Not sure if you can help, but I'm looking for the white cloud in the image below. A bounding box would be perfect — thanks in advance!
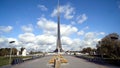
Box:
[0,1,107,52]
[36,35,56,45]
[17,33,56,51]
[61,24,78,36]
[37,17,57,31]
[18,33,35,43]
[77,26,89,36]
[77,30,84,36]
[62,38,81,51]
[21,43,40,51]
[0,26,13,33]
[81,32,103,48]
[0,8,104,52]
[38,4,48,11]
[61,36,73,45]
[0,17,105,52]
[84,32,95,40]
[51,3,88,24]
[76,14,87,24]
[0,37,19,48]
[21,24,33,33]
[36,16,80,51]
[0,37,8,48]
[71,39,81,50]
[99,32,105,35]
[71,21,76,25]
[37,17,78,36]
[51,4,75,19]
[8,38,19,47]
[0,31,105,52]
[84,26,89,30]
[17,16,105,51]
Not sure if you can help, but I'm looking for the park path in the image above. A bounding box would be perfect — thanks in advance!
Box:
[11,56,119,68]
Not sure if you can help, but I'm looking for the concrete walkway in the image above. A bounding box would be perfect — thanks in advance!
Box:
[61,56,119,68]
[12,56,52,68]
[10,56,119,68]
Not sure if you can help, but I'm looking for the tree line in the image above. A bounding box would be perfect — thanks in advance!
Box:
[0,48,17,56]
[0,47,26,56]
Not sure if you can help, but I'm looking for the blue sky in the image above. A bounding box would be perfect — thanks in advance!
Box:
[0,0,120,51]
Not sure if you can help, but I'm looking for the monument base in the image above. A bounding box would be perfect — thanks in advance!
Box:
[54,48,64,52]
[49,54,68,64]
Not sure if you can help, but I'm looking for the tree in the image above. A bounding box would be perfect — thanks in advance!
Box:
[81,47,92,55]
[20,47,25,54]
[0,48,7,56]
[0,48,18,56]
[12,48,18,55]
[96,33,120,58]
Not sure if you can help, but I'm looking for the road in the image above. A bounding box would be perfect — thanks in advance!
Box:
[10,56,119,68]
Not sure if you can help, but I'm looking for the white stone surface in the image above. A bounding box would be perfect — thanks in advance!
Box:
[17,51,19,56]
[22,49,27,56]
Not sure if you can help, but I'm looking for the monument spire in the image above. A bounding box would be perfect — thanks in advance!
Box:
[54,0,63,52]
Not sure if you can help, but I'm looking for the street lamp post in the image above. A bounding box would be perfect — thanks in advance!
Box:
[9,41,15,64]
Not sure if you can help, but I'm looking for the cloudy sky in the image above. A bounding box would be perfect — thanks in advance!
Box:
[0,0,120,52]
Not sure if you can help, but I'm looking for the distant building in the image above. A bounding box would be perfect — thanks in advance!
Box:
[22,49,27,56]
[17,51,19,56]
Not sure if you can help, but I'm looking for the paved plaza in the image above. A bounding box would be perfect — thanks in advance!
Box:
[61,56,119,68]
[1,56,119,68]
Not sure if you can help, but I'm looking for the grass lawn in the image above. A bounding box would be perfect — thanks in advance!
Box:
[0,57,9,66]
[0,56,32,67]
